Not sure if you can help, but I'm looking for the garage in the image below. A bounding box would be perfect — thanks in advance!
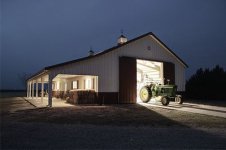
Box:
[27,32,187,106]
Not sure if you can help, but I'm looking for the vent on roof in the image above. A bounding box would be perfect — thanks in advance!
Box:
[117,30,127,45]
[88,47,94,56]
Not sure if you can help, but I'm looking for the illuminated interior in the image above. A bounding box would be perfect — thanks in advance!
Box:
[136,59,163,103]
[52,74,98,92]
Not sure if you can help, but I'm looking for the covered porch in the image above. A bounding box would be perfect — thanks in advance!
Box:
[26,71,98,107]
[26,72,49,105]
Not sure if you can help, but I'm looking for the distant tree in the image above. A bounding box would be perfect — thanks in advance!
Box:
[186,65,226,100]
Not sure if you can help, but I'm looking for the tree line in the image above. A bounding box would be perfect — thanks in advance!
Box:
[186,65,226,100]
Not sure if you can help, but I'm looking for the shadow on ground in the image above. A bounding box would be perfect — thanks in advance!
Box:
[2,104,187,127]
[1,98,226,149]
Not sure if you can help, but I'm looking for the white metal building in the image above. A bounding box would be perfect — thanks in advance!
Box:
[27,32,188,106]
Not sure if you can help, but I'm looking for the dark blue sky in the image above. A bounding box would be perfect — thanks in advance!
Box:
[1,0,226,89]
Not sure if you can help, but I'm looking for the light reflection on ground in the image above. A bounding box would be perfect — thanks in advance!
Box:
[25,96,226,118]
[138,100,226,118]
[25,97,73,108]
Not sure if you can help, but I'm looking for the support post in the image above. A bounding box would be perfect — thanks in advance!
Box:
[29,82,32,97]
[64,81,67,92]
[36,80,38,99]
[32,81,34,99]
[41,77,44,103]
[48,75,53,107]
[27,82,29,97]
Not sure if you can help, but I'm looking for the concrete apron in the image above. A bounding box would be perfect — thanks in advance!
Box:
[140,100,226,118]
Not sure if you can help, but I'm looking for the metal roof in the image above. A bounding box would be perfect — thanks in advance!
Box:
[28,32,188,81]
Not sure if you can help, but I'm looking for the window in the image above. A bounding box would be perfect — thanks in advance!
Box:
[85,79,92,89]
[72,81,78,89]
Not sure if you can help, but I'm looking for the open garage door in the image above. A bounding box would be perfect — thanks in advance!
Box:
[119,57,175,104]
[136,59,163,102]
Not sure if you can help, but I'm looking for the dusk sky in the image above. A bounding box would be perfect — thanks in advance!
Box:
[1,0,226,89]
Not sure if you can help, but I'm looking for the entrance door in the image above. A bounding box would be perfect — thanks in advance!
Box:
[119,57,137,103]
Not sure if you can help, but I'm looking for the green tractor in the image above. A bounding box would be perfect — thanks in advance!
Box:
[139,83,183,106]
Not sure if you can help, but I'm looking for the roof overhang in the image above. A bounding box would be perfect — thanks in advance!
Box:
[27,69,49,82]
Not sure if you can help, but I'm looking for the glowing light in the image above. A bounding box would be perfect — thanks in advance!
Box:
[56,81,60,90]
[85,78,92,89]
[73,81,78,89]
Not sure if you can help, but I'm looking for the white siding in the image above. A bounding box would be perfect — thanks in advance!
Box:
[50,35,186,92]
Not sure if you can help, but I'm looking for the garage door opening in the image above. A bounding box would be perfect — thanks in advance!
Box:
[136,59,163,103]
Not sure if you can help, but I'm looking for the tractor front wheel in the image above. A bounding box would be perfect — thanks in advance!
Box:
[161,96,170,106]
[139,86,152,103]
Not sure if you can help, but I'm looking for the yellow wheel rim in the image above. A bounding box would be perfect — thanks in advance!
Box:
[140,88,148,100]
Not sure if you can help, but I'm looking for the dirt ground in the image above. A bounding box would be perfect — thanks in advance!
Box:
[2,98,226,128]
[1,97,226,149]
[2,103,226,128]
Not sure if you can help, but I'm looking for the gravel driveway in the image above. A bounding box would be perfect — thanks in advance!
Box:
[1,97,226,149]
[1,122,226,149]
[140,100,226,118]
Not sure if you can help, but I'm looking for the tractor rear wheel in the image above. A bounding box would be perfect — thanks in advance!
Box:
[139,86,152,103]
[175,95,183,104]
[161,96,170,106]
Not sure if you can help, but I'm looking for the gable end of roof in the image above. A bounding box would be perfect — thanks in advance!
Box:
[43,32,188,70]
